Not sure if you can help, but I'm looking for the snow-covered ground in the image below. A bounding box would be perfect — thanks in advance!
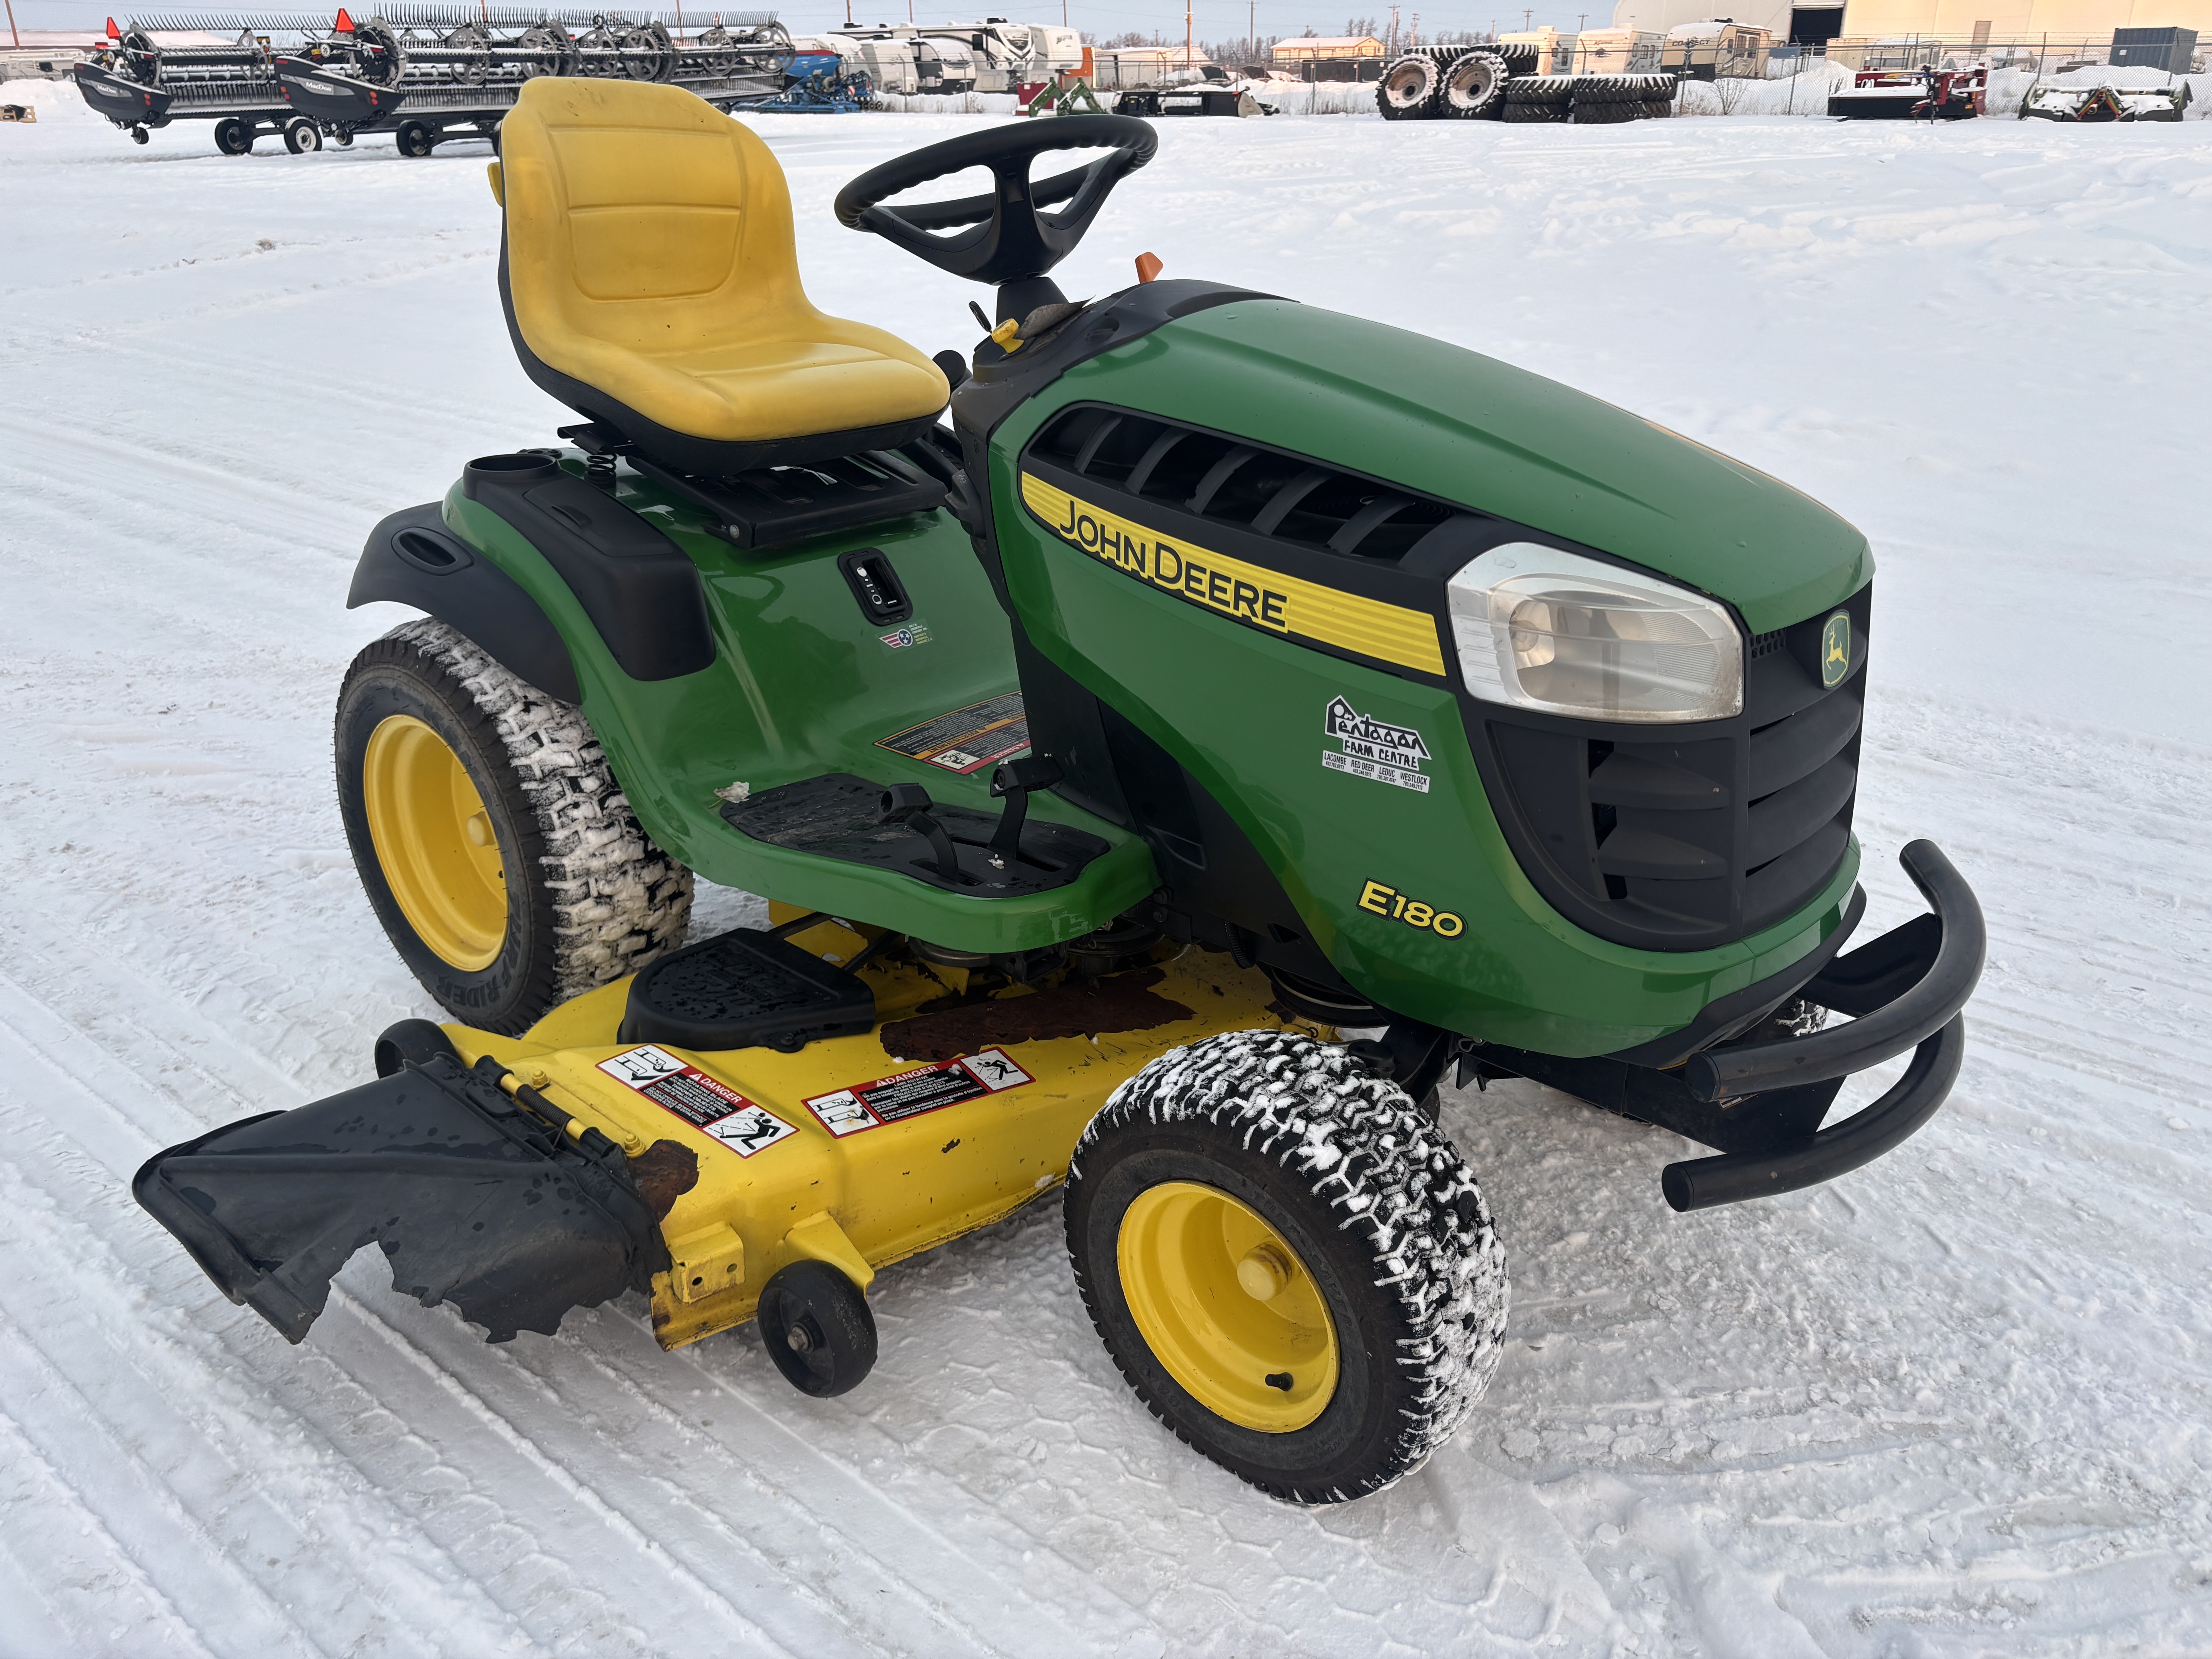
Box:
[4,76,2211,1657]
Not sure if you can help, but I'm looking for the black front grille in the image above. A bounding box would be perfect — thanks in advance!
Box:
[1469,585,1870,951]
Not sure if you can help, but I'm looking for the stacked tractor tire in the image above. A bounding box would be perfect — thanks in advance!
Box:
[1376,43,1676,124]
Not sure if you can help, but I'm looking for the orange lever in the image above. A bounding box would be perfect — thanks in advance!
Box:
[1134,252,1163,284]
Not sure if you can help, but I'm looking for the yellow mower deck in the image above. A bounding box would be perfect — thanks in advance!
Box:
[445,914,1330,1351]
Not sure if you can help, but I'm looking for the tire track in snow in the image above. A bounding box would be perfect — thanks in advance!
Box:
[0,1393,226,1659]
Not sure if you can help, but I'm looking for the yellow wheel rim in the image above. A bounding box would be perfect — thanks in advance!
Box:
[361,714,508,972]
[1117,1180,1340,1433]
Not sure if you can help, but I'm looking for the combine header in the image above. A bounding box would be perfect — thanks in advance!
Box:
[75,6,793,151]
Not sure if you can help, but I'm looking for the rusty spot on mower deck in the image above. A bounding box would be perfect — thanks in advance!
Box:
[879,967,1195,1063]
[630,1139,700,1221]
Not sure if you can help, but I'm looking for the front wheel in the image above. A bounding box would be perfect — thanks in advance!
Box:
[335,619,692,1034]
[1065,1030,1508,1503]
[396,119,434,157]
[214,117,252,156]
[283,116,322,154]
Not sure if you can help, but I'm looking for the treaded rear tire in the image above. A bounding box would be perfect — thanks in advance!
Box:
[336,618,692,1034]
[1376,52,1443,120]
[1065,1030,1509,1503]
[1440,49,1509,118]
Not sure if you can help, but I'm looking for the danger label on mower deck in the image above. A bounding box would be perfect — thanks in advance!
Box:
[802,1048,1033,1138]
[597,1044,799,1158]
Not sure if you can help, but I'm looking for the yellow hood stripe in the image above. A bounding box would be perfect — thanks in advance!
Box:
[1020,473,1447,677]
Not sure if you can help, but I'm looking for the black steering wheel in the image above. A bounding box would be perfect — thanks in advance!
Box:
[834,115,1157,294]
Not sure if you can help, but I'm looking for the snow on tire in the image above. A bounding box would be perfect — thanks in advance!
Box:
[1376,52,1443,119]
[335,618,693,1035]
[1504,73,1574,105]
[1065,1029,1509,1503]
[1440,49,1509,118]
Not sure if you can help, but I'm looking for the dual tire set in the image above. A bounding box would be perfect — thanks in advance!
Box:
[338,619,1511,1500]
[1377,47,1677,124]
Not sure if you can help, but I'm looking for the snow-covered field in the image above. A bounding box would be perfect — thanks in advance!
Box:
[4,75,2211,1657]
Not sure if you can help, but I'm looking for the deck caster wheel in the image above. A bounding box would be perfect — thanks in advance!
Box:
[373,1018,464,1078]
[757,1260,877,1397]
[130,124,150,144]
[214,117,252,155]
[333,124,355,146]
[335,619,692,1036]
[396,119,434,157]
[1066,1029,1509,1503]
[283,115,322,153]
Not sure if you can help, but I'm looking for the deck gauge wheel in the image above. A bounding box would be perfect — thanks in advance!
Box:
[757,1260,878,1397]
[130,125,150,144]
[283,115,322,154]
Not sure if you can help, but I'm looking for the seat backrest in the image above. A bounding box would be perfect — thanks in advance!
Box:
[498,78,813,361]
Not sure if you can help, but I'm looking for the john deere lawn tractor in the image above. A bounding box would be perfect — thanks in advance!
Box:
[135,81,1982,1502]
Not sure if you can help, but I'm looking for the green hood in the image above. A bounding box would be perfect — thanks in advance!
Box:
[1062,299,1871,634]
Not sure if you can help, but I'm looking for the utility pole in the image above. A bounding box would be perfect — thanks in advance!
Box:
[1387,2,1399,53]
[4,0,19,51]
[1411,10,1419,47]
[1522,8,1532,29]
[1185,0,1193,67]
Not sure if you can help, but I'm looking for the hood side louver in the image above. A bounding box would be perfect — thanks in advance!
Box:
[1030,406,1463,564]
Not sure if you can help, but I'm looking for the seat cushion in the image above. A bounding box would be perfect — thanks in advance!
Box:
[499,80,947,450]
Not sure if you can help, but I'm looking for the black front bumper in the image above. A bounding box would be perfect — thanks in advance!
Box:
[1473,840,1985,1212]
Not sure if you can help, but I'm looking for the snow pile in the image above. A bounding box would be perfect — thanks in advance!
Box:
[3,105,2212,1657]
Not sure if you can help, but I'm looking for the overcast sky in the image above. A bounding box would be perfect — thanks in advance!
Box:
[6,0,1604,44]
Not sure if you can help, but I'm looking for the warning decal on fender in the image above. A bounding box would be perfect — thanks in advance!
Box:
[597,1044,799,1157]
[803,1048,1034,1138]
[876,692,1030,775]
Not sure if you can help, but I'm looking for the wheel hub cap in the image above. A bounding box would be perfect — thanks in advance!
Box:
[361,714,508,971]
[1118,1181,1340,1433]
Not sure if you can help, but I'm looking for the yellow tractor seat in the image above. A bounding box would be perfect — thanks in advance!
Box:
[495,79,950,477]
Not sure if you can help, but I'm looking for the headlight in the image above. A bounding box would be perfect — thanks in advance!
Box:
[1445,544,1743,723]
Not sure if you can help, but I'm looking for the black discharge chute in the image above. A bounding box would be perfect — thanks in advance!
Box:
[133,1053,692,1343]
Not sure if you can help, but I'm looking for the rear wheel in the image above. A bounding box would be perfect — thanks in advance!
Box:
[1376,52,1441,120]
[1066,1030,1509,1503]
[336,618,692,1034]
[214,117,252,155]
[1440,50,1508,118]
[283,115,321,153]
[396,119,434,157]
